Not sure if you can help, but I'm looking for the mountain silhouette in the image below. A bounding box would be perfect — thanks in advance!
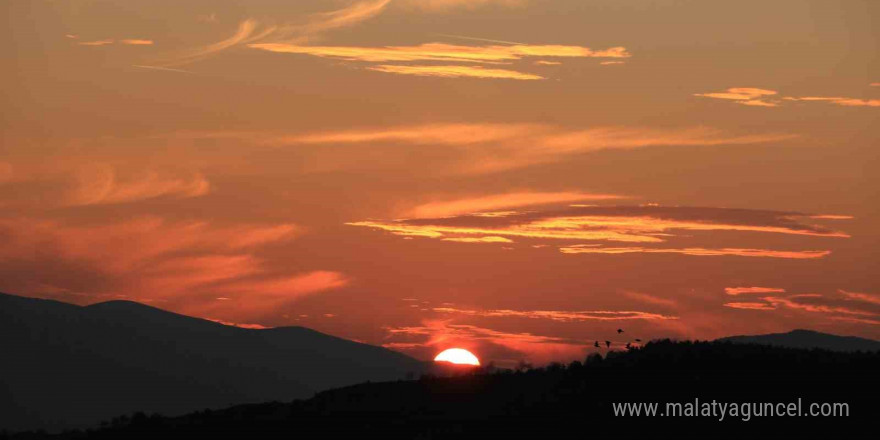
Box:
[0,292,425,432]
[717,329,880,352]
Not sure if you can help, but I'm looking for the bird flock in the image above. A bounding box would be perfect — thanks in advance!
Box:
[593,328,643,352]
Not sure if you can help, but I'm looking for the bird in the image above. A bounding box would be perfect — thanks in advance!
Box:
[605,340,611,348]
[594,341,600,348]
[617,328,624,334]
[634,338,642,342]
[625,342,632,350]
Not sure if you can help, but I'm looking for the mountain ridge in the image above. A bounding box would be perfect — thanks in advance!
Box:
[0,292,426,432]
[716,328,880,352]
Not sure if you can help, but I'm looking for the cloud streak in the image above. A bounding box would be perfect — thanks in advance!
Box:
[725,287,787,296]
[248,42,630,63]
[367,64,544,80]
[350,205,849,250]
[433,307,678,321]
[560,246,830,259]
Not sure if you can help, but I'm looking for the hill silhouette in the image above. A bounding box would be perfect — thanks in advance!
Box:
[5,339,878,439]
[0,292,425,432]
[717,329,880,352]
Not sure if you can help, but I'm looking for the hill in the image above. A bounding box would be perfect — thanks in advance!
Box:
[717,329,880,352]
[6,340,879,439]
[0,292,425,432]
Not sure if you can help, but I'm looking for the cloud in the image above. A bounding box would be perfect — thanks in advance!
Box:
[622,290,677,307]
[132,65,194,74]
[0,216,318,321]
[159,0,392,66]
[65,165,210,206]
[839,290,880,305]
[696,87,879,108]
[76,39,154,47]
[737,100,778,107]
[723,302,777,310]
[723,291,880,323]
[120,39,154,45]
[560,246,831,259]
[249,42,630,63]
[295,0,391,36]
[696,88,778,101]
[535,60,561,65]
[599,61,625,65]
[400,0,526,12]
[367,64,543,80]
[161,18,269,66]
[695,88,779,107]
[349,205,850,247]
[407,191,624,218]
[77,40,115,46]
[784,97,880,107]
[441,236,513,243]
[433,307,678,321]
[725,287,786,296]
[271,123,795,174]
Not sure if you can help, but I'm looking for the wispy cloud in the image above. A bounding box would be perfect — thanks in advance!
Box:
[406,191,623,218]
[724,290,880,324]
[725,287,786,296]
[270,123,795,174]
[367,64,543,80]
[695,87,779,107]
[77,39,115,46]
[839,290,880,305]
[723,302,777,310]
[350,205,849,247]
[783,97,880,107]
[433,306,678,321]
[249,42,630,63]
[401,0,526,12]
[120,39,154,45]
[132,65,194,74]
[65,165,210,206]
[622,290,677,307]
[441,236,513,243]
[248,41,629,80]
[0,215,327,321]
[560,246,830,259]
[158,0,392,66]
[696,87,879,108]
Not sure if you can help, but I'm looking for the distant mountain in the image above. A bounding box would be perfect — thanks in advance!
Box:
[717,329,880,352]
[0,292,426,432]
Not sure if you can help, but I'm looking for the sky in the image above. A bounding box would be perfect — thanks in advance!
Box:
[1,0,878,366]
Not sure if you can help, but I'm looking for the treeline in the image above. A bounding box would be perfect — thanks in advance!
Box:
[5,340,879,439]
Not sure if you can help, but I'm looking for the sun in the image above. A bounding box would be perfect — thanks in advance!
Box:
[434,348,481,366]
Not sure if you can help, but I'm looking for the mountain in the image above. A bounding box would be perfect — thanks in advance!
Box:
[0,292,426,432]
[717,329,880,352]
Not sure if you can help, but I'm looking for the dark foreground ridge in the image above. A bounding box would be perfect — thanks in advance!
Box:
[0,292,425,432]
[6,340,878,439]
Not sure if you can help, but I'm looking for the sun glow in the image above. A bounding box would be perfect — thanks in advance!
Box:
[434,348,481,366]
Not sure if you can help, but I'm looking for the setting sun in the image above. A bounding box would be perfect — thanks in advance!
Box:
[434,348,481,366]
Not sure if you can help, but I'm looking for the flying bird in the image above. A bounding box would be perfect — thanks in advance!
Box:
[605,340,611,348]
[625,342,632,350]
[594,341,600,348]
[617,328,624,334]
[634,338,642,342]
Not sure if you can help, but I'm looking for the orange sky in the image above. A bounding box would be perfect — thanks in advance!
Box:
[2,0,878,366]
